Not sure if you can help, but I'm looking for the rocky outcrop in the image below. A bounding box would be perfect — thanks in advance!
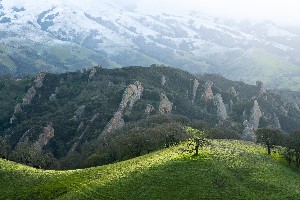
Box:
[249,100,262,131]
[89,67,97,80]
[49,94,57,102]
[14,103,22,113]
[90,113,100,123]
[202,81,214,101]
[159,92,173,115]
[145,104,155,116]
[242,120,256,141]
[273,113,281,129]
[228,100,233,114]
[34,73,46,88]
[161,75,166,86]
[123,81,144,116]
[22,87,37,105]
[22,73,46,106]
[10,104,23,123]
[102,81,143,136]
[213,93,228,121]
[35,123,54,151]
[192,79,199,104]
[74,105,86,120]
[256,81,265,97]
[242,100,262,140]
[230,87,237,96]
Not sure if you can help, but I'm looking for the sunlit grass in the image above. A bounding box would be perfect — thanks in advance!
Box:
[1,140,300,199]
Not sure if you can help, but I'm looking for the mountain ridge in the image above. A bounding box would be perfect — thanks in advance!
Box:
[1,0,300,90]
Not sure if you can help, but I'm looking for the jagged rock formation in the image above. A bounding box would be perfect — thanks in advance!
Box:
[123,81,144,116]
[34,73,46,88]
[242,100,262,140]
[145,104,155,116]
[49,94,57,102]
[102,81,143,136]
[22,87,37,105]
[213,93,228,121]
[89,67,97,80]
[228,100,233,114]
[161,75,166,86]
[74,105,86,120]
[249,100,263,131]
[35,123,54,151]
[77,122,84,132]
[242,120,256,141]
[10,104,22,123]
[256,81,265,97]
[230,87,237,96]
[70,114,100,153]
[90,113,100,123]
[273,113,281,129]
[202,81,214,101]
[192,79,199,104]
[159,92,173,115]
[10,73,46,123]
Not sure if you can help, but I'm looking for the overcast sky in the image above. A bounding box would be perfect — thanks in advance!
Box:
[112,0,300,26]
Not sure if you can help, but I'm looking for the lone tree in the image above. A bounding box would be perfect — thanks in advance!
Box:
[186,127,209,156]
[256,128,286,155]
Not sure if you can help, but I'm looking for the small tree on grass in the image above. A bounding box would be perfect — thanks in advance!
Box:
[256,128,286,155]
[185,127,209,156]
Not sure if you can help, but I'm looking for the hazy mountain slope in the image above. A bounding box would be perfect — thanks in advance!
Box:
[1,140,300,200]
[1,0,300,90]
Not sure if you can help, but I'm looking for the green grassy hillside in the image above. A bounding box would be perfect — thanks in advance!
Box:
[1,140,300,200]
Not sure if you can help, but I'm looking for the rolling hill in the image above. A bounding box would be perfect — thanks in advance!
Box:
[1,140,300,199]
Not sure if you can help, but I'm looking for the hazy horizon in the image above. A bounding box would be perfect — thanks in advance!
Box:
[108,0,300,27]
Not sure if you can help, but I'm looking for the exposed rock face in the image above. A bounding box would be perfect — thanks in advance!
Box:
[249,100,262,131]
[145,104,155,116]
[77,122,84,132]
[34,73,46,88]
[89,67,97,80]
[74,105,86,119]
[230,87,237,96]
[90,113,100,123]
[192,79,199,104]
[256,81,265,97]
[49,94,57,102]
[242,120,256,141]
[22,73,46,106]
[273,113,281,129]
[14,103,22,114]
[22,87,37,105]
[161,75,166,86]
[102,81,143,136]
[213,93,228,121]
[122,81,144,116]
[102,111,125,136]
[159,92,173,115]
[242,100,262,140]
[228,100,234,114]
[35,123,54,151]
[10,103,23,124]
[10,115,17,124]
[202,81,214,101]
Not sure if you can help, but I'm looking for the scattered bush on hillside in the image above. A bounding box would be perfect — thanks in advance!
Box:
[256,128,287,155]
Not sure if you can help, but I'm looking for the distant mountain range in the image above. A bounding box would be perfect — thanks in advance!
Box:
[1,0,300,90]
